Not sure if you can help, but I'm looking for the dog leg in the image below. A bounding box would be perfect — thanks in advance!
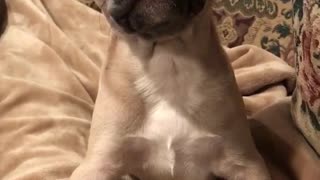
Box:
[70,70,145,180]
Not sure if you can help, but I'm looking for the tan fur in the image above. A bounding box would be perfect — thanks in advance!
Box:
[70,1,271,179]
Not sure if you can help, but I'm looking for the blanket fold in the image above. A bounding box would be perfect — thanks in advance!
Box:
[0,0,295,179]
[225,45,295,116]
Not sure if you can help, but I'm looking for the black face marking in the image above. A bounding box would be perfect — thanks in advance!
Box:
[105,0,207,39]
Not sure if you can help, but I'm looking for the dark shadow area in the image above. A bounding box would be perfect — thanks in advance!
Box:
[250,119,296,180]
[0,0,8,37]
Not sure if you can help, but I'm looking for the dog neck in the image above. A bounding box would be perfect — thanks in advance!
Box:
[109,10,242,115]
[119,10,228,75]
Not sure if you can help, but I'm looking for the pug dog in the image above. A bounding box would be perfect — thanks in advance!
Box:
[70,0,271,179]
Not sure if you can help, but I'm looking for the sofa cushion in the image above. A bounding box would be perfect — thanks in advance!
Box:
[291,0,320,155]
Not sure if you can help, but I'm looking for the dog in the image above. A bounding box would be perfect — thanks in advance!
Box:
[70,0,271,179]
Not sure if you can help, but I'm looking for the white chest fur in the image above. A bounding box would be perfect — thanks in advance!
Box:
[140,99,202,142]
[133,51,210,145]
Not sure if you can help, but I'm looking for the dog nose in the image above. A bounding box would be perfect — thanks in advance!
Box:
[107,0,206,34]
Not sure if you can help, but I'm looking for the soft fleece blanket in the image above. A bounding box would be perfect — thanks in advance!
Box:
[0,0,310,179]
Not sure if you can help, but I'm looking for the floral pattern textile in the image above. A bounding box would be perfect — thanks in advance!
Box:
[212,0,294,65]
[292,0,320,155]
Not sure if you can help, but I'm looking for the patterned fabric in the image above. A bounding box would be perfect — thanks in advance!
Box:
[211,0,294,66]
[292,0,320,155]
[77,0,294,65]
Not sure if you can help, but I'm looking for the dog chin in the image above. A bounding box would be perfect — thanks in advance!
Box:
[106,16,195,43]
[103,11,205,42]
[106,17,186,42]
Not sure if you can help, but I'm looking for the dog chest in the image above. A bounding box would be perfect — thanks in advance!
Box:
[144,100,190,138]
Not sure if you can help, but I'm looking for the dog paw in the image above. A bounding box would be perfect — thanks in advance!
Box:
[70,159,121,180]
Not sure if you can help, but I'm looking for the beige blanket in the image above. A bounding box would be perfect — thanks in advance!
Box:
[0,0,298,179]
